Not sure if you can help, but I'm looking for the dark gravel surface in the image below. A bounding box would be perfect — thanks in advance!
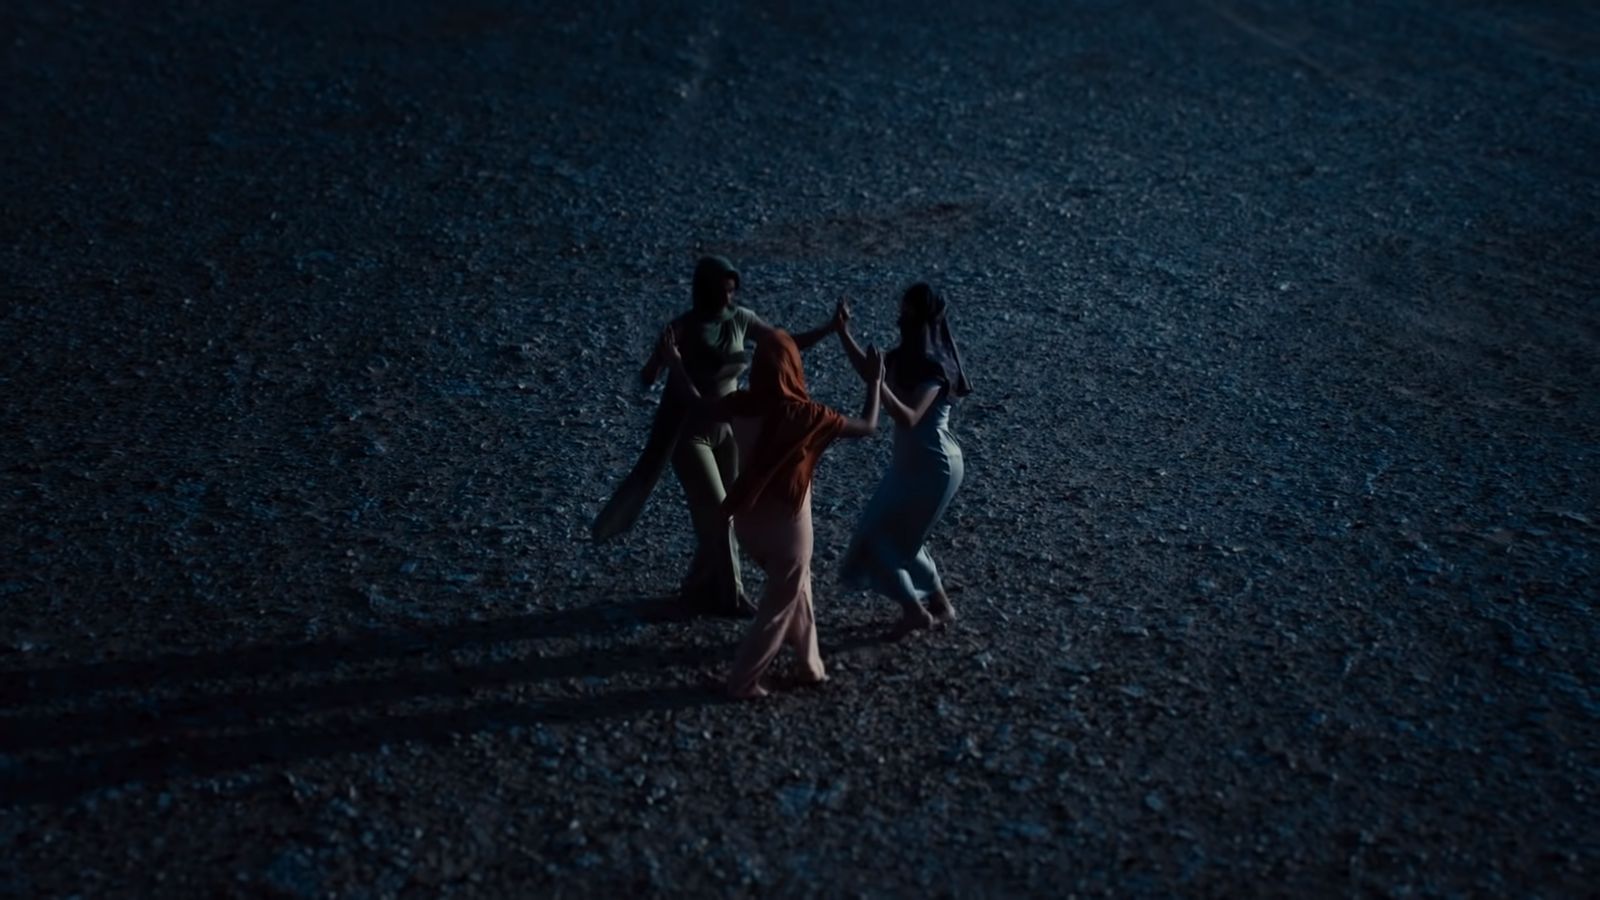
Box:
[3,1,1598,896]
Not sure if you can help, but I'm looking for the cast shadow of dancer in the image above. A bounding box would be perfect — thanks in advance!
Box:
[0,602,730,806]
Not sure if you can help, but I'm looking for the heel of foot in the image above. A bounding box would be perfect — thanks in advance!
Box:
[887,606,934,640]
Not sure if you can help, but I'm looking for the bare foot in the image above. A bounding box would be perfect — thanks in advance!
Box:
[727,682,770,700]
[928,593,957,628]
[887,604,934,640]
[711,667,771,700]
[775,668,829,690]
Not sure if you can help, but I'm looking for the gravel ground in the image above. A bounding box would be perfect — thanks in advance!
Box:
[3,1,1597,896]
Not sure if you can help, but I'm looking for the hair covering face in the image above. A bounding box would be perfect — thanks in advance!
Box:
[720,331,845,516]
[885,282,972,397]
[691,255,741,321]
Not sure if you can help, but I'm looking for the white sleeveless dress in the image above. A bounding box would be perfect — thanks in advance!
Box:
[839,383,963,604]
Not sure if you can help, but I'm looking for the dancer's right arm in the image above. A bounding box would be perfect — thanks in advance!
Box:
[658,326,735,422]
[838,346,884,438]
[639,327,667,387]
[657,325,701,401]
[833,298,874,382]
[878,379,941,429]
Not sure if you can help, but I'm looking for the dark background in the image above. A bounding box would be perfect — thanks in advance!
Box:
[3,1,1597,895]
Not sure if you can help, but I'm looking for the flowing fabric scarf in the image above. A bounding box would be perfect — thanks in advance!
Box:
[720,332,845,517]
[884,282,972,398]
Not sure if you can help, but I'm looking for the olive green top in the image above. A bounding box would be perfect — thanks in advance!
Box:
[673,305,757,401]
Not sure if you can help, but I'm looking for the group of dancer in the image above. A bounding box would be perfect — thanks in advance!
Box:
[592,256,970,700]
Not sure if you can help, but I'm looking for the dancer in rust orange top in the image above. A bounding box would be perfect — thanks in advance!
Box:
[659,327,883,699]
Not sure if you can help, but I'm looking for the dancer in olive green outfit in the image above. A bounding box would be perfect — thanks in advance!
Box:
[592,256,837,618]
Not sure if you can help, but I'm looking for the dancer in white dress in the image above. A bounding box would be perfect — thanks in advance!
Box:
[834,283,972,637]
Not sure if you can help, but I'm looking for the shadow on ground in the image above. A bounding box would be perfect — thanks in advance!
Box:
[0,603,739,805]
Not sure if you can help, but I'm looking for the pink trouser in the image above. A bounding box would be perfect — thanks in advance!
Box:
[725,489,823,697]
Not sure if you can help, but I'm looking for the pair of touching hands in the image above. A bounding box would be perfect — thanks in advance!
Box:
[831,297,887,386]
[658,297,885,385]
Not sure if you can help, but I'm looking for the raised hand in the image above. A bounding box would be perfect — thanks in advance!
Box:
[866,344,885,384]
[833,297,852,332]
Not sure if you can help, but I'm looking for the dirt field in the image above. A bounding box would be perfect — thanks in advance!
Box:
[3,1,1597,896]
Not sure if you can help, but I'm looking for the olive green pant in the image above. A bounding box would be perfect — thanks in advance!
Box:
[671,421,747,614]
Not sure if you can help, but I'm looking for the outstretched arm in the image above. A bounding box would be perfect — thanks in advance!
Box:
[832,298,873,381]
[746,304,840,353]
[639,332,666,387]
[788,315,838,351]
[880,380,941,430]
[658,326,716,411]
[838,346,884,438]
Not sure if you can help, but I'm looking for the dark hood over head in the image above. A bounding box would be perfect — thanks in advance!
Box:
[888,282,972,398]
[691,255,741,318]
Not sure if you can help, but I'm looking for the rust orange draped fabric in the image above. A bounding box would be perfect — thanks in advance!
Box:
[720,331,845,517]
